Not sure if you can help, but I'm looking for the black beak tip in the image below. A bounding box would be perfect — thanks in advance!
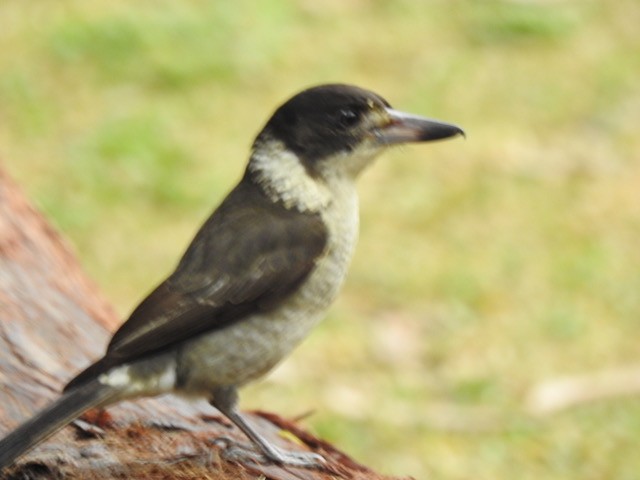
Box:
[421,123,466,142]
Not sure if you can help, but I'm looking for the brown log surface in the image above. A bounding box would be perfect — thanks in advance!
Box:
[0,167,403,480]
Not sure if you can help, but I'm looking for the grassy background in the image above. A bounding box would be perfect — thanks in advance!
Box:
[2,1,639,478]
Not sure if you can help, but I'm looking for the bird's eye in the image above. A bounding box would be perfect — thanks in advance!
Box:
[338,108,360,127]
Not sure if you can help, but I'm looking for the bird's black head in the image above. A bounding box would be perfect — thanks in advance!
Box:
[252,84,464,180]
[257,84,390,164]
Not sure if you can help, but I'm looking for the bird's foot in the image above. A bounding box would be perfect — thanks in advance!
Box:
[211,436,326,469]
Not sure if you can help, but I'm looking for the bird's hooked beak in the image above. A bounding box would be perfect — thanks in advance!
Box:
[375,108,465,146]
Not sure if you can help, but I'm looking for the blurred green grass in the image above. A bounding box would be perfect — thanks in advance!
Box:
[1,1,639,478]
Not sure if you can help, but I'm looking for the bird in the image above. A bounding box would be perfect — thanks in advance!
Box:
[0,83,464,470]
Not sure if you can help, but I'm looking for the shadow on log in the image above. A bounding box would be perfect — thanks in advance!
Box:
[0,167,404,480]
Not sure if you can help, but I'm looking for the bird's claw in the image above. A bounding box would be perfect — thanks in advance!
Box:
[211,436,325,469]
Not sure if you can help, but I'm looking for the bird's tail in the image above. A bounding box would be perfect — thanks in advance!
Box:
[0,379,118,470]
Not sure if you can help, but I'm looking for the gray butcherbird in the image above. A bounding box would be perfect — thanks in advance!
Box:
[0,84,464,469]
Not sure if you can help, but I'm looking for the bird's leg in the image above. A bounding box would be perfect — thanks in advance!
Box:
[210,386,325,468]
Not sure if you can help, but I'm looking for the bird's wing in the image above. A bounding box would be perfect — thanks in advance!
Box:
[70,178,327,387]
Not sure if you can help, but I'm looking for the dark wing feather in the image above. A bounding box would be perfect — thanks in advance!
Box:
[65,177,327,391]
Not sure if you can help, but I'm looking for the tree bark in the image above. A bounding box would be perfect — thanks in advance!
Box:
[0,166,402,480]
